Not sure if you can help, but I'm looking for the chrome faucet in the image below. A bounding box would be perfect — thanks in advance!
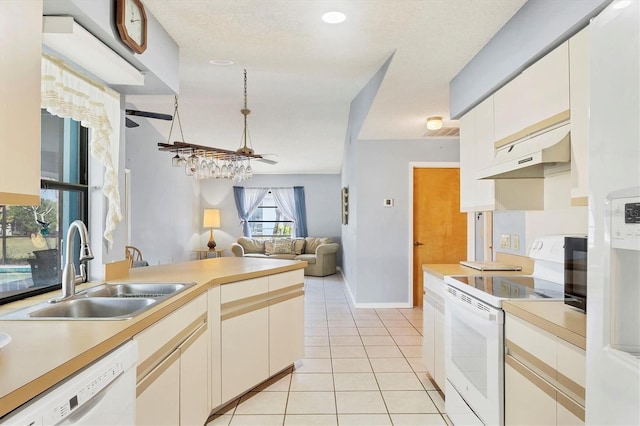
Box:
[56,220,94,301]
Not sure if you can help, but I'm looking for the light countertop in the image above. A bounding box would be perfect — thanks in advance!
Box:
[0,257,306,418]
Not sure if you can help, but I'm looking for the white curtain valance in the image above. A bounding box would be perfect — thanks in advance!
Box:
[41,54,122,248]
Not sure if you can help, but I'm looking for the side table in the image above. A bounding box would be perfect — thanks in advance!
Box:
[193,248,225,260]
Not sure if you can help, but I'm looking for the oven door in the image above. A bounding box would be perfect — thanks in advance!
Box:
[444,285,504,426]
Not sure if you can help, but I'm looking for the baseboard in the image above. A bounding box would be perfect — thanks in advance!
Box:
[336,268,413,309]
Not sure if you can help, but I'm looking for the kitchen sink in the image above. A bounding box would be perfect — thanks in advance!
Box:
[27,298,156,319]
[83,283,193,298]
[0,282,196,320]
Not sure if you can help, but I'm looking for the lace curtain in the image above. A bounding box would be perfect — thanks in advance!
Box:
[40,55,122,248]
[270,188,297,234]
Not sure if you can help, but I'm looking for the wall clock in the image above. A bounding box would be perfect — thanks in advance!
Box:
[116,0,147,54]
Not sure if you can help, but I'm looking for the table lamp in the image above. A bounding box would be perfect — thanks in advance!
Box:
[203,209,221,250]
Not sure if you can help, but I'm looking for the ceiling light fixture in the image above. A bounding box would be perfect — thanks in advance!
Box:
[209,59,234,66]
[159,70,274,181]
[322,11,346,24]
[426,116,444,131]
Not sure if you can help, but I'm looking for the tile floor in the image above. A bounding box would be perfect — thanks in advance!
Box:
[207,274,450,426]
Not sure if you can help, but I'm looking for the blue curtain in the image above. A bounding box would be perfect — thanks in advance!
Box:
[293,186,308,237]
[233,186,269,237]
[233,186,250,236]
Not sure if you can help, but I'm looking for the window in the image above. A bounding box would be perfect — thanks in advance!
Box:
[0,110,88,304]
[247,192,294,238]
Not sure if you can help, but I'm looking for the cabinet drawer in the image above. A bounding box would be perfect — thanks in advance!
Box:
[506,314,556,369]
[221,276,269,303]
[269,270,304,292]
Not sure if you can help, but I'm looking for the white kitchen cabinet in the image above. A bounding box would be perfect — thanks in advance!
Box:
[569,26,590,206]
[422,272,445,391]
[505,313,585,425]
[459,95,544,212]
[220,277,270,402]
[460,97,497,212]
[180,323,210,426]
[208,286,222,409]
[269,271,305,374]
[494,41,570,143]
[134,294,210,426]
[136,349,181,426]
[216,269,305,407]
[0,0,42,205]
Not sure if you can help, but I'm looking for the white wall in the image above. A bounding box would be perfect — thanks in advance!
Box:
[125,120,200,266]
[353,139,459,306]
[198,174,342,259]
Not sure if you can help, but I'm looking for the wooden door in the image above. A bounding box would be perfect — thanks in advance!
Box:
[413,168,467,306]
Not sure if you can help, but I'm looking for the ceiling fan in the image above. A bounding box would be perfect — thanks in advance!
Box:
[125,109,173,128]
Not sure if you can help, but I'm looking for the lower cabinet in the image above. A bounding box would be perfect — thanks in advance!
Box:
[505,313,585,426]
[423,272,445,390]
[218,270,305,405]
[134,294,209,426]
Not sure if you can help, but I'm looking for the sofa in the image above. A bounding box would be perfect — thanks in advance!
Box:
[230,237,339,276]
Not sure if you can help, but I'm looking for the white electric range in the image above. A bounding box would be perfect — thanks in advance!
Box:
[442,235,567,426]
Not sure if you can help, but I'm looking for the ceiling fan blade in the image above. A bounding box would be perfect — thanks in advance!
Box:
[256,157,278,165]
[125,117,140,128]
[125,109,173,121]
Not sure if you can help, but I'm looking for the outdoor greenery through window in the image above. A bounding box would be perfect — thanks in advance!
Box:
[0,110,88,304]
[248,192,294,238]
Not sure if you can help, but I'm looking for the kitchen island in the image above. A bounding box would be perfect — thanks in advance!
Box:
[0,257,306,420]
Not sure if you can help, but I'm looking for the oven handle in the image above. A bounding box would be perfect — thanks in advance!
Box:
[444,288,498,322]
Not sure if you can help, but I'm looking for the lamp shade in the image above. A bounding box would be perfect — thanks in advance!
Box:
[203,209,221,228]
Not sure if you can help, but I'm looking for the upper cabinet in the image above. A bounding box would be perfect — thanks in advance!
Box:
[460,31,592,212]
[494,41,570,144]
[460,97,496,212]
[0,0,42,206]
[569,27,590,206]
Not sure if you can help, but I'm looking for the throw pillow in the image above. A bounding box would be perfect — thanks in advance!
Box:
[304,237,332,254]
[237,237,265,254]
[265,239,295,255]
[293,239,306,255]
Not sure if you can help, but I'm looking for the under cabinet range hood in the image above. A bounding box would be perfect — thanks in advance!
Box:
[478,122,571,179]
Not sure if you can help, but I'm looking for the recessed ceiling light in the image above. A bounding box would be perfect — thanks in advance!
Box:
[209,59,234,66]
[322,11,346,24]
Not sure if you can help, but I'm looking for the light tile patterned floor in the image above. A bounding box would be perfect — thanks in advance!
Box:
[207,274,450,426]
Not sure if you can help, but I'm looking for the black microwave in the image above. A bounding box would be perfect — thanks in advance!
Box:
[564,236,588,312]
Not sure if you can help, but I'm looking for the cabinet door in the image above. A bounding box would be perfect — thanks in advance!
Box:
[459,109,476,213]
[505,356,556,426]
[0,0,42,205]
[221,307,269,402]
[422,295,436,379]
[569,26,590,205]
[209,286,222,409]
[136,350,181,426]
[269,295,304,374]
[433,307,445,390]
[473,97,497,210]
[494,42,570,142]
[180,324,210,426]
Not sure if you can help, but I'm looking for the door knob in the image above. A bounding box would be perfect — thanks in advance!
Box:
[414,241,424,246]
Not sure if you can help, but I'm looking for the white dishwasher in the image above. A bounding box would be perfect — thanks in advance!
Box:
[1,340,137,426]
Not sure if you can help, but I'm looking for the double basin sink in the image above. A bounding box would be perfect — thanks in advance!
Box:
[0,282,195,320]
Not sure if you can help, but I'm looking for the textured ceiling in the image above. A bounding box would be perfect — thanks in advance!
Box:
[128,0,526,174]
